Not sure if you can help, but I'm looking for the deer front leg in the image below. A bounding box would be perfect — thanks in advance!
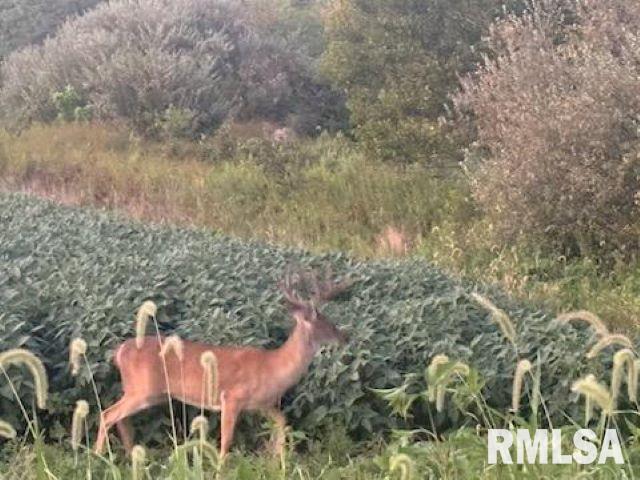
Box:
[95,397,131,454]
[95,394,158,455]
[220,392,240,459]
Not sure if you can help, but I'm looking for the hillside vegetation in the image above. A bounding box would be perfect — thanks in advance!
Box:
[1,193,638,478]
[2,123,640,333]
[0,192,602,441]
[0,0,104,60]
[2,0,640,477]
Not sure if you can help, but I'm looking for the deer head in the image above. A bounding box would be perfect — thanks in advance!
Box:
[279,267,352,346]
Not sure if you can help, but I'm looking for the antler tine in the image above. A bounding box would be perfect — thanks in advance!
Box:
[279,266,310,309]
[310,266,354,303]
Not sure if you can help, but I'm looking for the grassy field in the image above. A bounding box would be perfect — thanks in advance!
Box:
[1,124,640,332]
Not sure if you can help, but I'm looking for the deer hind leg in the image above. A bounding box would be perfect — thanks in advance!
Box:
[95,395,159,455]
[263,408,287,457]
[219,392,241,459]
[116,419,134,454]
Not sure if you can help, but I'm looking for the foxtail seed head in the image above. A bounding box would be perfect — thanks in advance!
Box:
[426,355,469,412]
[131,445,146,480]
[71,400,89,451]
[200,351,219,407]
[584,374,596,424]
[0,420,16,440]
[69,338,87,376]
[435,385,446,413]
[0,349,48,409]
[633,359,640,404]
[389,453,414,480]
[555,311,608,336]
[136,301,157,348]
[586,334,633,360]
[470,293,516,345]
[426,354,450,402]
[612,349,636,406]
[512,359,533,412]
[190,415,209,441]
[159,335,184,361]
[572,375,613,416]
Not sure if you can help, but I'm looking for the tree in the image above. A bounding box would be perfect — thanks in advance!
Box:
[0,0,347,137]
[455,0,640,256]
[0,0,105,60]
[321,0,522,164]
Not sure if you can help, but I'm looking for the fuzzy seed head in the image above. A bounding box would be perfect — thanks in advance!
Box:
[131,445,146,480]
[426,354,449,402]
[69,338,87,376]
[190,415,209,441]
[135,301,157,349]
[0,348,49,409]
[435,385,446,413]
[159,335,184,361]
[0,420,16,440]
[200,351,219,407]
[555,310,609,336]
[470,292,517,345]
[389,453,414,480]
[512,359,532,412]
[586,334,634,359]
[584,374,595,424]
[612,349,637,406]
[572,375,613,416]
[426,356,469,411]
[71,400,89,451]
[633,359,640,404]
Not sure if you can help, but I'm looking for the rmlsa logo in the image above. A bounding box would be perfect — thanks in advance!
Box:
[488,429,624,465]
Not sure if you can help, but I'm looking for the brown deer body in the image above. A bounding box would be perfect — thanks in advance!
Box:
[95,270,350,457]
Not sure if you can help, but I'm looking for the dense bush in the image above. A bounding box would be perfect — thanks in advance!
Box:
[233,0,349,135]
[321,0,523,164]
[0,0,346,137]
[0,194,622,445]
[0,0,105,60]
[455,0,640,257]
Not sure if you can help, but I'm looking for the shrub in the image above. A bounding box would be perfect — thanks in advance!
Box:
[455,0,640,257]
[51,86,92,123]
[0,193,623,445]
[0,0,345,137]
[232,0,350,135]
[321,0,523,164]
[0,0,105,60]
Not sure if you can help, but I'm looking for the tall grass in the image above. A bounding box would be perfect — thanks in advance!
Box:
[0,123,465,256]
[3,123,640,330]
[3,309,640,479]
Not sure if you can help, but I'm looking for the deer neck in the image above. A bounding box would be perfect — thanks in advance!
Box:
[269,320,318,392]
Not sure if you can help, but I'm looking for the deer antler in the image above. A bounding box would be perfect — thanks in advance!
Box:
[279,266,310,309]
[280,266,353,309]
[309,266,354,303]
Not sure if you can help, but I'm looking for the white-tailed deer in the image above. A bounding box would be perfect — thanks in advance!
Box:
[95,268,351,457]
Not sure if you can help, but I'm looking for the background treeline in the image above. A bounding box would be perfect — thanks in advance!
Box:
[0,0,104,60]
[1,0,640,329]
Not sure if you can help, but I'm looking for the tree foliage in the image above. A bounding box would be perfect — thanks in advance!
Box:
[0,0,105,60]
[455,0,640,256]
[321,0,522,164]
[0,0,346,137]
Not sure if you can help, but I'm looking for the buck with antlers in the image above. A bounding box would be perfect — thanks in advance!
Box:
[94,268,352,457]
